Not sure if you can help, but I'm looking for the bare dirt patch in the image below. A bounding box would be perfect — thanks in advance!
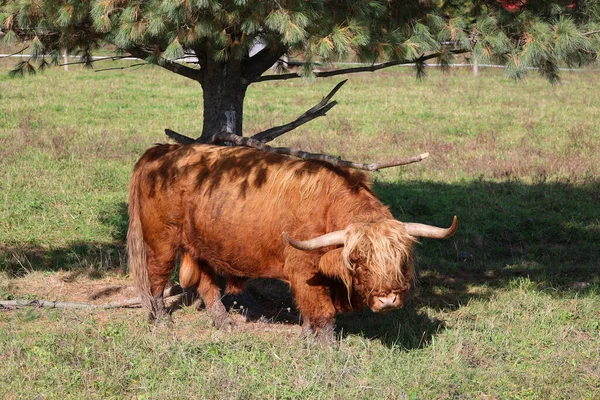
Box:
[3,271,136,304]
[1,272,304,338]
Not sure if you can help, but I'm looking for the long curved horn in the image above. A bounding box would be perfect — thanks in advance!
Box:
[404,216,458,239]
[282,230,346,251]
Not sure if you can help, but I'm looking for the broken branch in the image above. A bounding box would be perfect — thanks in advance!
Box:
[251,79,347,143]
[166,80,347,145]
[165,128,196,144]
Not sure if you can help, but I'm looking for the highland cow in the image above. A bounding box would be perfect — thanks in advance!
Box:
[127,143,457,342]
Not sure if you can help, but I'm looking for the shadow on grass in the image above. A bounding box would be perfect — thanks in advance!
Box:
[1,179,598,346]
[372,178,600,307]
[0,241,127,278]
[225,279,445,349]
[0,201,129,278]
[245,178,600,347]
[335,303,445,349]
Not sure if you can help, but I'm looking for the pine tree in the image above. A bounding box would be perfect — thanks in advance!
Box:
[1,0,599,142]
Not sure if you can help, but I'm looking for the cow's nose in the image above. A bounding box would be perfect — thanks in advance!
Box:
[377,294,397,309]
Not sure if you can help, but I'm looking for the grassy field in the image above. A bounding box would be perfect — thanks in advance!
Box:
[1,55,599,399]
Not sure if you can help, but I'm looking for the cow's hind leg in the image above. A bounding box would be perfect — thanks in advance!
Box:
[196,260,235,331]
[146,244,177,323]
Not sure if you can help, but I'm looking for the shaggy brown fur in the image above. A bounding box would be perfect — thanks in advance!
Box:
[128,143,430,341]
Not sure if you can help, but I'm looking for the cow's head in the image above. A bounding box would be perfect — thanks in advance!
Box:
[284,216,457,312]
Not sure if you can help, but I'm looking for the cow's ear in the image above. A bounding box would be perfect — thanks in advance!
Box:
[319,248,352,290]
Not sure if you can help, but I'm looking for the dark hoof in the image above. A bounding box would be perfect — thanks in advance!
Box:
[316,331,336,346]
[300,321,314,340]
[213,313,236,332]
[149,311,173,327]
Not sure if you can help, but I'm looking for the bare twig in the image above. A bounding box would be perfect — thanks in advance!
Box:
[251,79,347,143]
[583,29,600,37]
[0,285,185,311]
[0,45,29,59]
[254,50,470,83]
[94,63,147,72]
[58,55,132,67]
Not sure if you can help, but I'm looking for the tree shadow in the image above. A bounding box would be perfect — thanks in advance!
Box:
[372,178,600,307]
[0,241,127,278]
[2,176,598,348]
[223,278,444,349]
[237,178,599,347]
[0,201,129,278]
[335,302,445,349]
[97,201,129,243]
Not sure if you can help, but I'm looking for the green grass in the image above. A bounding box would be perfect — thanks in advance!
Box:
[1,57,599,399]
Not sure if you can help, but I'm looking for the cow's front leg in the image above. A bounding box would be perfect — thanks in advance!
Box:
[290,273,337,345]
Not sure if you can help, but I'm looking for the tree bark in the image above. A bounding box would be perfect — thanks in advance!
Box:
[198,58,248,142]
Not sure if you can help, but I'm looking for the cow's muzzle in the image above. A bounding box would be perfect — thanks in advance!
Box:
[370,292,403,312]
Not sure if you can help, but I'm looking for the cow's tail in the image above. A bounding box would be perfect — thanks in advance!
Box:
[127,166,155,317]
[179,252,201,289]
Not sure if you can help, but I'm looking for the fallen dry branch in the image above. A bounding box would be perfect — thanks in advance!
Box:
[209,132,430,171]
[0,299,141,310]
[165,128,429,171]
[166,128,428,171]
[0,285,185,311]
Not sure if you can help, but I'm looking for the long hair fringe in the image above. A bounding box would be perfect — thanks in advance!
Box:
[342,220,416,290]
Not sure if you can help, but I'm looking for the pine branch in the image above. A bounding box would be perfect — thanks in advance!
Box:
[251,79,347,143]
[254,50,471,83]
[58,55,131,67]
[241,45,288,84]
[126,47,203,82]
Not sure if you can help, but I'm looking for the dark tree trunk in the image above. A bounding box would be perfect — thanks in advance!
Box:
[198,58,248,142]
